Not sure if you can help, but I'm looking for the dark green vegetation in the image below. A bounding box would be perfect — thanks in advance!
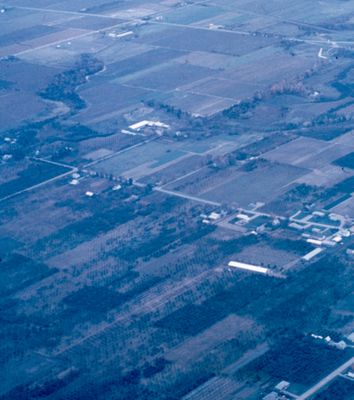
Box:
[0,253,55,297]
[0,79,13,90]
[334,152,354,170]
[1,1,354,399]
[0,161,69,199]
[255,256,353,331]
[314,377,354,400]
[40,54,104,111]
[63,286,126,314]
[156,275,273,336]
[264,183,321,216]
[239,333,350,386]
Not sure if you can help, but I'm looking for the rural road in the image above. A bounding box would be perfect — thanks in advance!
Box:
[155,187,221,206]
[84,136,157,168]
[0,169,75,203]
[297,356,354,400]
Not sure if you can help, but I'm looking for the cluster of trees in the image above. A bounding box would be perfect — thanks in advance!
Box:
[40,54,104,111]
[156,272,273,336]
[33,199,138,256]
[113,210,215,263]
[270,80,310,96]
[314,377,354,400]
[0,119,48,161]
[242,332,350,386]
[0,368,80,400]
[222,98,260,119]
[267,236,313,255]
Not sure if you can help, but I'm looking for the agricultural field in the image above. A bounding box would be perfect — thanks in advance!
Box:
[1,0,354,399]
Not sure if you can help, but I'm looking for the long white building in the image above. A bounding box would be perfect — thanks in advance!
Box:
[228,261,269,274]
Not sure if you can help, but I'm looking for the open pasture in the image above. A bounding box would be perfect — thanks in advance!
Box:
[106,47,187,80]
[263,135,354,172]
[165,314,257,367]
[173,51,243,71]
[263,137,331,166]
[296,164,354,188]
[220,46,315,86]
[75,82,151,124]
[263,137,354,188]
[0,160,69,200]
[155,90,236,117]
[92,133,259,181]
[200,161,309,207]
[122,62,217,92]
[334,152,354,170]
[0,92,48,129]
[156,4,225,25]
[234,243,299,269]
[92,139,187,179]
[0,58,61,91]
[187,78,262,101]
[137,24,276,56]
[220,0,353,26]
[332,195,354,218]
[0,0,338,130]
[1,1,354,399]
[301,145,354,170]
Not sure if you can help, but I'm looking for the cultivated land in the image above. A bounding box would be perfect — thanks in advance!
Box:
[0,1,354,399]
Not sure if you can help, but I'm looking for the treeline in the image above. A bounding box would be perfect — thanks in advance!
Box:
[114,219,215,262]
[314,377,354,400]
[40,54,104,111]
[156,273,274,336]
[238,332,351,386]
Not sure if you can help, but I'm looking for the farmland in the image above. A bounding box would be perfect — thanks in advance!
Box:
[1,0,354,399]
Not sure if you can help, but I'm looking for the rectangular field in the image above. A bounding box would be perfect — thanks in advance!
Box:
[0,161,70,200]
[200,161,309,208]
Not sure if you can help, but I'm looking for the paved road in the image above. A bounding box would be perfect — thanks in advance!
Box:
[31,156,74,169]
[84,136,157,168]
[7,3,354,61]
[0,169,75,203]
[297,356,354,400]
[7,15,124,57]
[4,5,122,19]
[0,157,76,203]
[155,187,221,206]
